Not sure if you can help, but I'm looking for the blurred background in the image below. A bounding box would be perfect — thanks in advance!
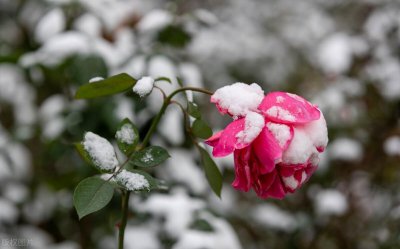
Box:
[1,0,400,248]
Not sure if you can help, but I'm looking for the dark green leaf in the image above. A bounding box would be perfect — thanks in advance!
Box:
[74,142,94,166]
[157,25,191,48]
[155,77,172,84]
[73,176,114,219]
[187,102,201,119]
[198,147,222,197]
[192,119,212,139]
[67,55,108,84]
[115,118,139,155]
[75,73,136,99]
[131,146,170,168]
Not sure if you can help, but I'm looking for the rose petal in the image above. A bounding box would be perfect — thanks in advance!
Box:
[211,118,253,157]
[253,127,283,174]
[232,147,252,192]
[253,171,276,197]
[205,130,223,147]
[258,92,320,124]
[263,175,286,199]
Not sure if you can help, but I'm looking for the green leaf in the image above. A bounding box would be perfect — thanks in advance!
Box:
[131,146,170,168]
[67,55,108,84]
[155,77,172,84]
[198,147,222,197]
[73,176,114,219]
[157,25,191,48]
[187,102,201,119]
[176,77,184,87]
[75,73,136,99]
[192,119,212,139]
[115,118,139,155]
[74,142,94,166]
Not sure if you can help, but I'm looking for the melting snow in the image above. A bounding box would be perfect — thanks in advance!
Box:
[266,122,291,148]
[265,106,296,122]
[115,123,136,145]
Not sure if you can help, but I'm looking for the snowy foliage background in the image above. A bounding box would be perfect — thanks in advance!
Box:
[1,0,400,248]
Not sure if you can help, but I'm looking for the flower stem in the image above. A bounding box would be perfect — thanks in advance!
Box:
[140,87,213,148]
[118,191,130,249]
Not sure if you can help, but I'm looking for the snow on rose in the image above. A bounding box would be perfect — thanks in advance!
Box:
[206,83,328,199]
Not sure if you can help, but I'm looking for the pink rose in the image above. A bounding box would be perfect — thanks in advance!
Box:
[206,83,328,199]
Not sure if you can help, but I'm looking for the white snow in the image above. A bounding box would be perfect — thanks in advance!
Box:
[158,149,207,194]
[159,107,185,145]
[300,112,328,150]
[0,198,18,224]
[251,204,298,232]
[173,213,242,249]
[133,76,154,97]
[282,128,317,165]
[329,138,363,161]
[35,8,66,43]
[135,189,205,238]
[137,9,173,32]
[265,106,296,122]
[73,13,101,37]
[317,33,352,74]
[115,123,136,145]
[89,76,104,83]
[124,225,161,249]
[282,175,299,190]
[115,170,150,191]
[266,122,291,147]
[314,189,348,216]
[236,112,265,144]
[82,132,118,171]
[384,136,400,156]
[211,83,264,118]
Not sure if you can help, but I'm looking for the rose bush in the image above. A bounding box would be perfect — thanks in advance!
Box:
[206,83,328,199]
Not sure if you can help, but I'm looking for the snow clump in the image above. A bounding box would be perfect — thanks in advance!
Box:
[133,76,155,97]
[82,132,118,171]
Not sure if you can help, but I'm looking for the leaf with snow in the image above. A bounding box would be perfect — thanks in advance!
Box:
[192,119,212,139]
[122,168,167,191]
[131,146,170,168]
[81,132,118,173]
[73,176,114,220]
[115,118,139,155]
[198,147,222,197]
[75,73,136,99]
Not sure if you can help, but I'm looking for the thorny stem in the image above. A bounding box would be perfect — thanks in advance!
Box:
[118,190,130,249]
